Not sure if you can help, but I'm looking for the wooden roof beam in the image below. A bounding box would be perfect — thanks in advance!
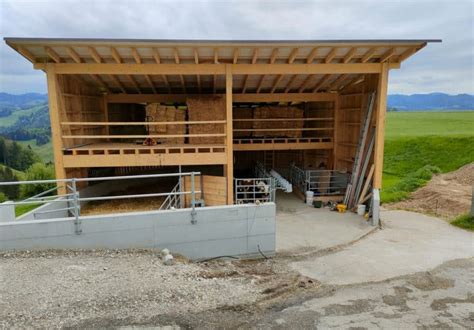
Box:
[110,47,122,63]
[109,75,127,94]
[284,75,298,93]
[67,47,82,63]
[297,75,315,93]
[126,75,141,94]
[306,47,319,63]
[256,76,266,93]
[270,48,279,64]
[91,74,110,93]
[233,48,239,64]
[45,47,61,63]
[379,48,396,62]
[89,47,102,63]
[151,48,171,93]
[324,48,337,63]
[338,75,364,91]
[131,48,142,64]
[361,47,378,63]
[326,74,348,91]
[397,47,418,62]
[288,48,299,63]
[16,46,36,63]
[251,48,259,64]
[144,75,157,94]
[343,48,357,63]
[174,48,186,93]
[270,75,284,93]
[194,49,201,92]
[312,74,331,93]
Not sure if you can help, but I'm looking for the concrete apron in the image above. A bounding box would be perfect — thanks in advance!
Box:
[291,209,474,285]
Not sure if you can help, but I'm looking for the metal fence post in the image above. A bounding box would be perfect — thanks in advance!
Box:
[71,178,82,235]
[190,172,197,224]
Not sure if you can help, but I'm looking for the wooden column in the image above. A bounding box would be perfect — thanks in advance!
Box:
[373,63,389,189]
[46,65,67,192]
[332,94,340,170]
[102,95,109,136]
[225,65,234,204]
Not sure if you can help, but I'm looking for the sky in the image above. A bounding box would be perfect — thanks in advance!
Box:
[0,0,472,95]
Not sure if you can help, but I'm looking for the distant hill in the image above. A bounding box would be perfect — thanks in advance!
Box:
[0,92,48,117]
[387,93,474,110]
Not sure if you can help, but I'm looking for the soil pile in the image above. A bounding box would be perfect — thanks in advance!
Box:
[389,163,473,219]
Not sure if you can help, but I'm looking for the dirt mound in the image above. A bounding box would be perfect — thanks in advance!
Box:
[388,163,473,220]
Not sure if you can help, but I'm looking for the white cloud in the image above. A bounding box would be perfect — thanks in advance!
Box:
[0,0,472,94]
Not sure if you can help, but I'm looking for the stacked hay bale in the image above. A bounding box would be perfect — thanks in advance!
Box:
[145,103,186,144]
[253,105,304,138]
[187,96,226,144]
[232,107,253,138]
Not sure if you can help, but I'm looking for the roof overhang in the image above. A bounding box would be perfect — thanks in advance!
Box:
[4,38,440,95]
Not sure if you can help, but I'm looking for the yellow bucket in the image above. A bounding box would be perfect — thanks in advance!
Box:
[336,204,347,213]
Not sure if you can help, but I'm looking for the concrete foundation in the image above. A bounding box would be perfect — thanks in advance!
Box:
[0,203,276,260]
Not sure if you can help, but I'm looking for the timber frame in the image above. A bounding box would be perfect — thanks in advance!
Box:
[5,38,439,204]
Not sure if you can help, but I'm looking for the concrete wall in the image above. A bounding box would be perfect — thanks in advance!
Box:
[16,198,69,221]
[0,203,276,260]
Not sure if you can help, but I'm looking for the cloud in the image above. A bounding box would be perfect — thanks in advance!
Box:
[0,0,472,94]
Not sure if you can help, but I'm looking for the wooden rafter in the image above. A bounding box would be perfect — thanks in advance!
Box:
[151,48,171,93]
[256,76,266,93]
[174,48,186,93]
[297,75,315,93]
[324,48,337,63]
[270,48,279,63]
[194,48,201,92]
[213,48,219,93]
[361,47,378,63]
[288,48,299,63]
[379,48,395,62]
[251,48,259,64]
[326,74,347,91]
[339,75,364,91]
[109,75,127,93]
[89,47,102,63]
[306,48,319,63]
[45,47,61,63]
[241,48,259,93]
[397,47,417,62]
[126,75,141,94]
[16,46,36,63]
[284,75,298,93]
[91,74,110,93]
[131,48,142,64]
[67,47,82,63]
[343,48,357,63]
[110,47,122,63]
[312,74,331,93]
[144,75,157,94]
[270,75,284,93]
[232,48,239,64]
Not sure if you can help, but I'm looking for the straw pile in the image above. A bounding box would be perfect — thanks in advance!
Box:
[187,96,225,144]
[253,105,303,138]
[233,107,253,138]
[145,103,186,144]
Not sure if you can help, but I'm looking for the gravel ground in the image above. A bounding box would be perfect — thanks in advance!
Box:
[0,250,262,328]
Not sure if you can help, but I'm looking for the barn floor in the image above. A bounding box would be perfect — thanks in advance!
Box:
[275,190,374,253]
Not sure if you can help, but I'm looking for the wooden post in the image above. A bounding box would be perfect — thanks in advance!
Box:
[373,63,389,189]
[225,65,234,204]
[102,95,109,136]
[332,94,340,170]
[46,64,67,193]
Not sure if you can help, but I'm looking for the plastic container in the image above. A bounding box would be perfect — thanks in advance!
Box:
[313,200,323,208]
[305,191,314,205]
[357,204,366,216]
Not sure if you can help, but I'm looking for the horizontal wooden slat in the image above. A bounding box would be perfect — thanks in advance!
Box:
[62,133,226,139]
[61,120,226,126]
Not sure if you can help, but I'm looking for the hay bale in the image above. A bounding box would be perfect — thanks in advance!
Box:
[233,107,253,138]
[187,96,225,144]
[145,103,186,144]
[253,105,303,138]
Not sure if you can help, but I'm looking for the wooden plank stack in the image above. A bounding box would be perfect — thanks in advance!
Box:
[145,103,186,144]
[187,95,225,144]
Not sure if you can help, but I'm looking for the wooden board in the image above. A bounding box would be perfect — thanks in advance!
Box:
[182,175,227,207]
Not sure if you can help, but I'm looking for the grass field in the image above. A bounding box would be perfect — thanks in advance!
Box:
[18,140,53,163]
[0,104,43,127]
[382,111,474,203]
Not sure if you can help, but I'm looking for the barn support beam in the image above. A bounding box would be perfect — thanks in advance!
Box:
[45,65,67,193]
[105,93,337,104]
[34,63,400,75]
[225,65,234,204]
[373,63,389,189]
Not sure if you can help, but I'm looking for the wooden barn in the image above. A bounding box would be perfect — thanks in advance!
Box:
[5,38,437,210]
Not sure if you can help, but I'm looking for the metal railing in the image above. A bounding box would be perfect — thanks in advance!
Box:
[0,172,202,234]
[289,164,349,196]
[159,182,181,210]
[235,178,275,204]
